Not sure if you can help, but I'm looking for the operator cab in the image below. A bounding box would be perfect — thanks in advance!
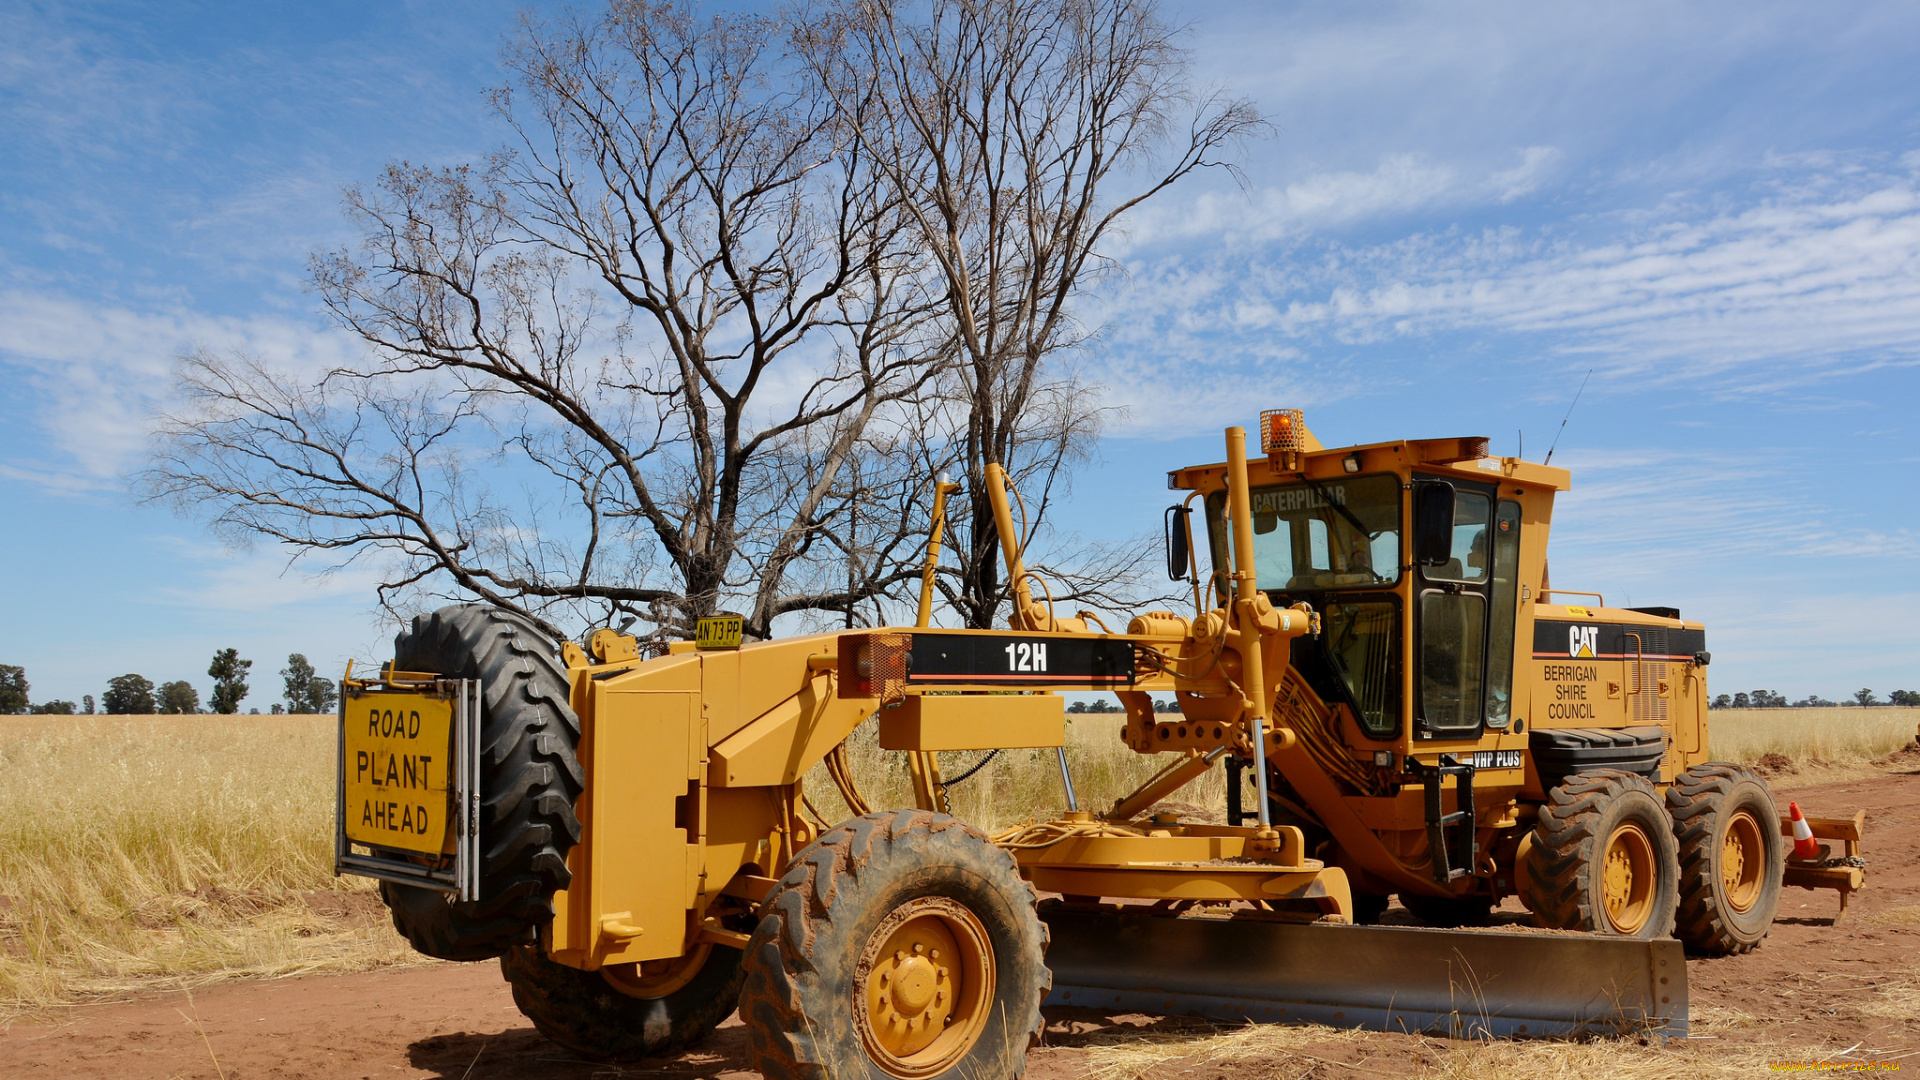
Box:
[1175,411,1548,747]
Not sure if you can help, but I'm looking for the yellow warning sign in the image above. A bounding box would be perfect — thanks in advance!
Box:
[342,691,454,855]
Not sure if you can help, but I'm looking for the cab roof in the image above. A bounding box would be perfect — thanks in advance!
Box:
[1167,430,1573,494]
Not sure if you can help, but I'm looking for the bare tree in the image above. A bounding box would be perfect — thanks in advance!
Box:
[151,0,1260,642]
[152,2,946,641]
[807,0,1265,628]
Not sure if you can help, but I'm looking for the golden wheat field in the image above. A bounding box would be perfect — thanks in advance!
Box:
[0,715,412,1016]
[0,705,1912,1015]
[1708,706,1920,779]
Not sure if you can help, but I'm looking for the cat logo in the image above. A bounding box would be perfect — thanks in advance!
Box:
[1568,625,1599,659]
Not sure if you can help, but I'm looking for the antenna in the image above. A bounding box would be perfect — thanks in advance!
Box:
[1517,429,1523,462]
[1542,369,1592,466]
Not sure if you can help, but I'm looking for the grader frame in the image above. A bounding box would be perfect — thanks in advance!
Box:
[339,413,1865,1068]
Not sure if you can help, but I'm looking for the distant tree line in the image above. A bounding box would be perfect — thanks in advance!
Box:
[1712,689,1919,709]
[1067,698,1183,714]
[0,652,339,715]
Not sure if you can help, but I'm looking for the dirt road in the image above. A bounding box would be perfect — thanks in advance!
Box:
[5,763,1915,1079]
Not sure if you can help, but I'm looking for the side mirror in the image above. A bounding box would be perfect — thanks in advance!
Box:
[1164,505,1191,581]
[1413,482,1455,566]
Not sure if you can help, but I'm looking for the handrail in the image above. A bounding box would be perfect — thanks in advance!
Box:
[915,474,962,628]
[1540,589,1605,607]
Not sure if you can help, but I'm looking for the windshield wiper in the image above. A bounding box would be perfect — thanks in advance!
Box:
[1297,474,1374,543]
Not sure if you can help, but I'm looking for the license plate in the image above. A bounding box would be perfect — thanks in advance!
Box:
[342,690,455,855]
[696,614,744,650]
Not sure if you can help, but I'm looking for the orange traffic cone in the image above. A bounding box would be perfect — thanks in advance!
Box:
[1788,801,1821,860]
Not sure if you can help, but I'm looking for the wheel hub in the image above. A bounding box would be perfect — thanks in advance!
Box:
[1601,822,1656,934]
[856,897,994,1078]
[888,952,941,1014]
[1721,809,1765,914]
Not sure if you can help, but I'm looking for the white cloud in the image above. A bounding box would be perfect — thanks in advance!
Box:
[1087,162,1920,438]
[1120,147,1562,253]
[1489,147,1561,202]
[1547,447,1920,583]
[0,291,360,489]
[1182,0,1920,198]
[143,535,393,614]
[1272,177,1920,376]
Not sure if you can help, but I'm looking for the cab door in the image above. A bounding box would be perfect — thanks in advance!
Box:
[1413,478,1498,739]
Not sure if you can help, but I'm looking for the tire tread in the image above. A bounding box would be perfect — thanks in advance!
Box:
[738,809,1048,1080]
[377,605,583,961]
[1524,769,1679,938]
[1668,762,1783,954]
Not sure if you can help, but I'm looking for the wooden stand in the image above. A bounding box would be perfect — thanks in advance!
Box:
[1778,809,1867,924]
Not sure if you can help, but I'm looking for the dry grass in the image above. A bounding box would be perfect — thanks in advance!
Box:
[1076,1015,1890,1080]
[804,713,1226,831]
[1081,1020,1367,1080]
[1710,707,1919,782]
[0,716,421,1016]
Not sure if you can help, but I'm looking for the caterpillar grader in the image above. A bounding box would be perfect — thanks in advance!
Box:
[336,412,1865,1079]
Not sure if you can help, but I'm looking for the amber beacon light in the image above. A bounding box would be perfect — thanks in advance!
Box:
[1259,407,1307,468]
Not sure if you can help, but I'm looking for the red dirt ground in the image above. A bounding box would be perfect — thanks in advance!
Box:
[4,762,1916,1079]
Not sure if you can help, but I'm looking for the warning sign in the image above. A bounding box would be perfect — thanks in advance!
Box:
[342,692,454,855]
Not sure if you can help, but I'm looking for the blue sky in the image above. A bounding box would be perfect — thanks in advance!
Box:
[2,1,1917,709]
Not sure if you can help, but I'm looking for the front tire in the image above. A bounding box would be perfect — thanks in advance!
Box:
[1668,763,1784,954]
[739,810,1049,1080]
[1525,770,1680,939]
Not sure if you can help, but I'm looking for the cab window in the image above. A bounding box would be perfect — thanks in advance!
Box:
[1484,501,1522,729]
[1208,474,1402,593]
[1423,490,1491,583]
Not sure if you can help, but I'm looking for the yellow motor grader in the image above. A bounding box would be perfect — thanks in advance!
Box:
[335,412,1862,1079]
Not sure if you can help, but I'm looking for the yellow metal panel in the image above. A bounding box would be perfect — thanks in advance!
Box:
[341,690,454,855]
[877,694,1065,751]
[700,787,783,892]
[552,656,699,964]
[706,635,841,747]
[588,688,699,964]
[708,675,871,788]
[709,691,804,787]
[1024,865,1329,903]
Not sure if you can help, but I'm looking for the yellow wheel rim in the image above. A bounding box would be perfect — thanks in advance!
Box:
[1601,822,1657,934]
[1722,809,1765,914]
[601,943,712,999]
[855,897,994,1078]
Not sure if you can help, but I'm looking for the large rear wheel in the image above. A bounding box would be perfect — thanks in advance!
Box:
[1524,770,1680,939]
[739,810,1048,1080]
[376,605,583,961]
[1668,763,1784,954]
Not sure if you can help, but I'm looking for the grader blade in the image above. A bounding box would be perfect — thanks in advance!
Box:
[1041,908,1687,1040]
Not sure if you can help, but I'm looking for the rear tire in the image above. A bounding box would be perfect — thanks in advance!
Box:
[1524,770,1680,939]
[1668,763,1784,954]
[376,605,584,961]
[500,942,745,1061]
[739,810,1049,1080]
